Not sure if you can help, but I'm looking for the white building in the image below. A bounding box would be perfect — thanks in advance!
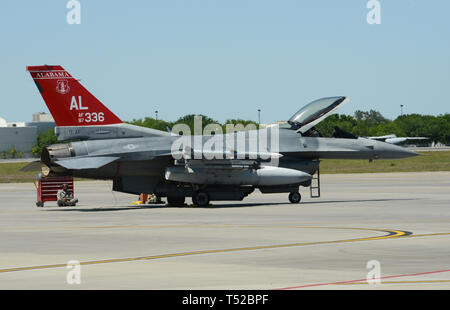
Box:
[0,113,55,158]
[27,112,56,134]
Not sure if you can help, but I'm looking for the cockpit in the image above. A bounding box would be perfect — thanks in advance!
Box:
[288,96,347,132]
[279,96,357,138]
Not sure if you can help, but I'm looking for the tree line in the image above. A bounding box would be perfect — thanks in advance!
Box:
[130,111,449,144]
[315,110,450,144]
[128,114,261,134]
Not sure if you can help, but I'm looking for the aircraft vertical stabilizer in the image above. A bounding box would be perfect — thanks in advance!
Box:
[26,65,122,127]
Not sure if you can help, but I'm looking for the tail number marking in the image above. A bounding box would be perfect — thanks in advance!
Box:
[70,96,88,110]
[70,96,104,123]
[78,112,104,123]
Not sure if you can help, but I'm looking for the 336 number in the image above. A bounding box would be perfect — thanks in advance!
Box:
[84,112,104,122]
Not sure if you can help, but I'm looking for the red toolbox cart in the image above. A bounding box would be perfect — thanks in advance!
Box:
[36,175,74,207]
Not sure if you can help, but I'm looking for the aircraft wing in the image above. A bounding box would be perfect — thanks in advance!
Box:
[20,160,42,172]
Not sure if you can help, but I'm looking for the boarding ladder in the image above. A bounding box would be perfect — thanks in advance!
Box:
[309,163,321,198]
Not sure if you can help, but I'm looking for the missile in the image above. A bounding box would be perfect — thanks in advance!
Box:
[172,147,284,161]
[165,165,311,186]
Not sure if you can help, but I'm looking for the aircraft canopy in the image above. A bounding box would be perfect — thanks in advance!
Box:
[288,96,348,133]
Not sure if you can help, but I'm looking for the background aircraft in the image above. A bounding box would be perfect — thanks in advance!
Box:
[25,65,418,206]
[368,134,429,145]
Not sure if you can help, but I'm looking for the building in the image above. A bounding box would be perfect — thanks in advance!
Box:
[27,112,56,134]
[0,113,55,158]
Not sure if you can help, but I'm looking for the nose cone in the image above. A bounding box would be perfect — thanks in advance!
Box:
[375,141,419,159]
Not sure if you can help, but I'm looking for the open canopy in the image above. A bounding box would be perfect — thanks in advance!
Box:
[288,96,349,133]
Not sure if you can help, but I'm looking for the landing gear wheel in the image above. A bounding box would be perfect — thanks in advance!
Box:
[288,192,301,204]
[167,196,185,206]
[36,201,44,208]
[193,191,210,207]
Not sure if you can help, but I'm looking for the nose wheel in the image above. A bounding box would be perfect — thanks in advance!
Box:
[192,191,210,207]
[288,192,301,204]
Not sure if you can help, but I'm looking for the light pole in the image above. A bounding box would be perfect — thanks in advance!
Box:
[400,105,404,116]
[257,109,261,126]
[155,110,158,120]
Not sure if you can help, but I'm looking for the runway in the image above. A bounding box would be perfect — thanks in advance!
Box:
[0,171,449,289]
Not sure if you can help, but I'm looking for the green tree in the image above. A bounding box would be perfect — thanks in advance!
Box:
[32,129,58,156]
[316,114,357,137]
[354,110,389,125]
[9,145,17,158]
[128,117,172,132]
[316,110,449,145]
[129,114,262,136]
[223,119,260,133]
[172,114,219,135]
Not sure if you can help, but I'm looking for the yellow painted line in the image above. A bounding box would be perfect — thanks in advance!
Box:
[404,232,450,238]
[0,226,408,274]
[2,229,449,275]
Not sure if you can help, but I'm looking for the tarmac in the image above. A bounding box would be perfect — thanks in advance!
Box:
[0,171,449,290]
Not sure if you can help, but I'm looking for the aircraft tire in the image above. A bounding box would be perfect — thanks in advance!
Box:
[193,191,210,207]
[191,195,198,206]
[288,192,301,204]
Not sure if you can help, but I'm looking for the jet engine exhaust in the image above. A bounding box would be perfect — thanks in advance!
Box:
[40,143,74,176]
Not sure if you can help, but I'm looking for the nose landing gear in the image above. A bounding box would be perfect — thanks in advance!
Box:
[288,191,301,204]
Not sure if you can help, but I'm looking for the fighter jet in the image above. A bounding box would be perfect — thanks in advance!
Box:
[25,65,418,206]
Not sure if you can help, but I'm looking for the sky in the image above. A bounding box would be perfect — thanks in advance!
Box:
[0,0,449,124]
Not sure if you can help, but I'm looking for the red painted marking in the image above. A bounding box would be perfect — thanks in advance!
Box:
[26,65,122,127]
[275,268,450,289]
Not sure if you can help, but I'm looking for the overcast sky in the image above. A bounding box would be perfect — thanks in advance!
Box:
[1,1,449,124]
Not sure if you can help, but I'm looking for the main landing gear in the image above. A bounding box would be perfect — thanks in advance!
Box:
[167,191,210,207]
[164,185,305,206]
[192,190,210,207]
[288,191,301,204]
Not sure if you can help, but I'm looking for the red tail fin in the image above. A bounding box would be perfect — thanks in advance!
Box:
[27,65,122,127]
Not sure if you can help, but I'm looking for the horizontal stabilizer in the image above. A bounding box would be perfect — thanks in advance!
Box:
[20,161,42,172]
[56,156,119,170]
